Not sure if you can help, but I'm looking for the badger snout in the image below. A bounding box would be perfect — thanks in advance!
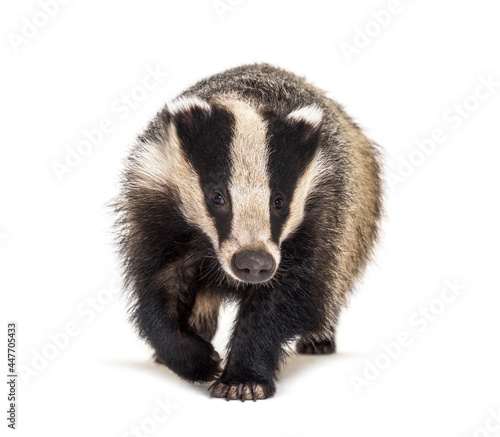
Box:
[231,249,276,283]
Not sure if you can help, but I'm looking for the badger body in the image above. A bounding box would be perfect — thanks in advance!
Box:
[115,64,382,400]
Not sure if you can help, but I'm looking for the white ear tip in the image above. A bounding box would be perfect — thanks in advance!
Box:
[168,95,211,115]
[287,104,323,128]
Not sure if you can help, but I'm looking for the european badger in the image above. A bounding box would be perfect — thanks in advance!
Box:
[114,64,382,400]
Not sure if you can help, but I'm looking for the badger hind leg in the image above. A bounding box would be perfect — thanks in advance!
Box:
[296,329,336,354]
[188,289,221,342]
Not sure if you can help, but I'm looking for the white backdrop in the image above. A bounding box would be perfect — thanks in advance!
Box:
[2,1,500,436]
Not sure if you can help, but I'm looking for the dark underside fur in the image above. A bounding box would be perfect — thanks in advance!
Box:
[114,64,382,401]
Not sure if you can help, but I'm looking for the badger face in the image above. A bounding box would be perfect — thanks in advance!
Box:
[135,96,325,284]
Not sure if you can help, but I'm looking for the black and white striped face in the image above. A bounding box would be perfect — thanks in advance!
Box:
[135,96,325,284]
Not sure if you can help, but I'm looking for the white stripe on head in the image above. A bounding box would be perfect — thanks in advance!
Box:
[280,149,328,243]
[132,99,219,248]
[217,98,280,278]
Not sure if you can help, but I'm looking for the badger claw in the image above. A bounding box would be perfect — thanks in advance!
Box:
[209,381,269,401]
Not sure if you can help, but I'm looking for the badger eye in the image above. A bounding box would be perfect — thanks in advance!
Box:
[273,196,284,210]
[212,192,225,205]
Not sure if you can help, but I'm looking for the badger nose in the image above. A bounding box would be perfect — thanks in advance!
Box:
[231,250,276,283]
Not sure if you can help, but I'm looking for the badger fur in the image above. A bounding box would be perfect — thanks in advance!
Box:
[114,64,382,400]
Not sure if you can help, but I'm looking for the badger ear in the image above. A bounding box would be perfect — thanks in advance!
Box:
[286,104,323,128]
[167,96,212,131]
[285,104,323,142]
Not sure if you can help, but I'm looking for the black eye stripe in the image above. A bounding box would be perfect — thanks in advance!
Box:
[175,103,235,244]
[265,110,321,242]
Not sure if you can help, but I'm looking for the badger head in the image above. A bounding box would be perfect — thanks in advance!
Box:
[134,95,325,284]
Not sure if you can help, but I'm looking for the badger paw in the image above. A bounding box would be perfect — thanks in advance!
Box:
[296,337,336,354]
[209,381,274,401]
[154,346,222,383]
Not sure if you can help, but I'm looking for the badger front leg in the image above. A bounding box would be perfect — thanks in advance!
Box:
[210,276,328,401]
[134,258,222,383]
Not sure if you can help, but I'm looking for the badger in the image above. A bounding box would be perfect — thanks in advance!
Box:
[114,63,382,401]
